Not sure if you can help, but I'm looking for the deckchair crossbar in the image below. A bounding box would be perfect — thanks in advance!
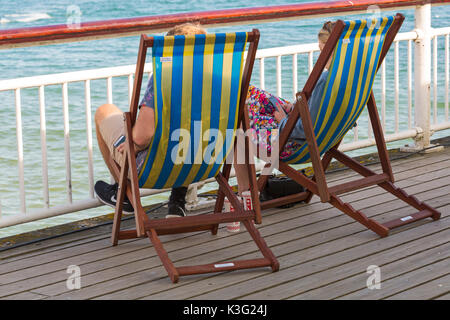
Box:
[144,211,255,231]
[177,258,273,276]
[328,173,390,195]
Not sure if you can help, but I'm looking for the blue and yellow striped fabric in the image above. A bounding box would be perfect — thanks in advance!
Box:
[283,16,395,165]
[138,32,248,189]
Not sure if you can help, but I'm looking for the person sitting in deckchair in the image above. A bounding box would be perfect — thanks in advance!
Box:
[234,21,335,198]
[94,23,206,218]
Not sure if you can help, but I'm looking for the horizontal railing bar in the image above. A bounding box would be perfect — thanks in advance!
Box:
[256,43,318,58]
[1,0,449,49]
[394,31,419,41]
[0,64,152,91]
[0,188,176,229]
[431,121,450,131]
[0,162,265,228]
[431,26,450,36]
[339,129,420,152]
[0,29,431,92]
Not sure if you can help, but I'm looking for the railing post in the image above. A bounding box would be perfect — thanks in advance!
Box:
[414,3,431,149]
[403,2,443,153]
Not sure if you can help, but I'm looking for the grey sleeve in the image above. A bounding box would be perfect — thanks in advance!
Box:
[139,76,155,110]
[279,71,328,145]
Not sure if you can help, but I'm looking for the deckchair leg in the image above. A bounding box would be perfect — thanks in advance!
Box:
[111,196,124,246]
[325,148,441,236]
[211,191,224,236]
[212,163,233,235]
[111,153,129,246]
[382,182,441,220]
[367,92,394,182]
[147,229,179,283]
[329,195,390,237]
[297,93,330,203]
[242,220,279,271]
[144,214,277,282]
[304,145,337,204]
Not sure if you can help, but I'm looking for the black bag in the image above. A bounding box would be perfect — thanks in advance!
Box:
[260,173,306,208]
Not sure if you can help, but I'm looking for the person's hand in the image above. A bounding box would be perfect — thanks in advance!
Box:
[116,141,141,154]
[116,142,125,154]
[273,110,286,123]
[273,102,287,123]
[283,102,293,114]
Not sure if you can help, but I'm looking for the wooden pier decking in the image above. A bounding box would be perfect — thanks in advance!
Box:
[0,143,449,300]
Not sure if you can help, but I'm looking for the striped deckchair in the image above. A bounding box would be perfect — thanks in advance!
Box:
[109,30,279,283]
[258,14,441,237]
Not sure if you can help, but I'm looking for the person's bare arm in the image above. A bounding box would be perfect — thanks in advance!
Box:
[117,106,155,154]
[273,102,289,123]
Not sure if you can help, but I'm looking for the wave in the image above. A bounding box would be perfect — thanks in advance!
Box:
[1,13,51,23]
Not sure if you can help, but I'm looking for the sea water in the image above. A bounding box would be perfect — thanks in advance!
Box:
[0,0,449,237]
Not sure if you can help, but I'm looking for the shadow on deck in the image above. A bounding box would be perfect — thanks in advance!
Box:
[0,139,449,300]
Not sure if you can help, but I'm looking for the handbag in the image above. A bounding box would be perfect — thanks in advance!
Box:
[260,172,306,208]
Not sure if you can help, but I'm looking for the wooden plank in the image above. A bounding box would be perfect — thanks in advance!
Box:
[0,148,445,264]
[0,235,149,283]
[0,198,323,295]
[100,200,449,300]
[2,180,446,300]
[145,227,450,300]
[337,259,450,300]
[185,212,449,300]
[88,183,450,299]
[3,164,443,289]
[0,208,140,262]
[284,241,450,300]
[435,292,450,300]
[0,225,240,296]
[0,220,139,269]
[22,176,448,298]
[387,273,450,300]
[0,227,114,263]
[0,291,47,300]
[0,149,447,299]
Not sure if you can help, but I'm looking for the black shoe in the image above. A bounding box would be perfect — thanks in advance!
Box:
[94,180,134,213]
[166,203,186,218]
[166,187,187,218]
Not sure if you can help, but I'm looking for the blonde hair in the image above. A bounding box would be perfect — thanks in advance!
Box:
[318,21,336,43]
[166,22,207,36]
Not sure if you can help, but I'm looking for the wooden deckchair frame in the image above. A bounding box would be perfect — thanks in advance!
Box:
[257,13,441,237]
[108,30,279,283]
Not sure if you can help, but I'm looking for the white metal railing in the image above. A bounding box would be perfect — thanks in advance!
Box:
[0,5,449,229]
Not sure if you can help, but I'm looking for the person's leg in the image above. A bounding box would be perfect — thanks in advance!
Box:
[234,86,279,196]
[94,103,135,213]
[166,186,188,218]
[95,103,123,182]
[234,154,250,195]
